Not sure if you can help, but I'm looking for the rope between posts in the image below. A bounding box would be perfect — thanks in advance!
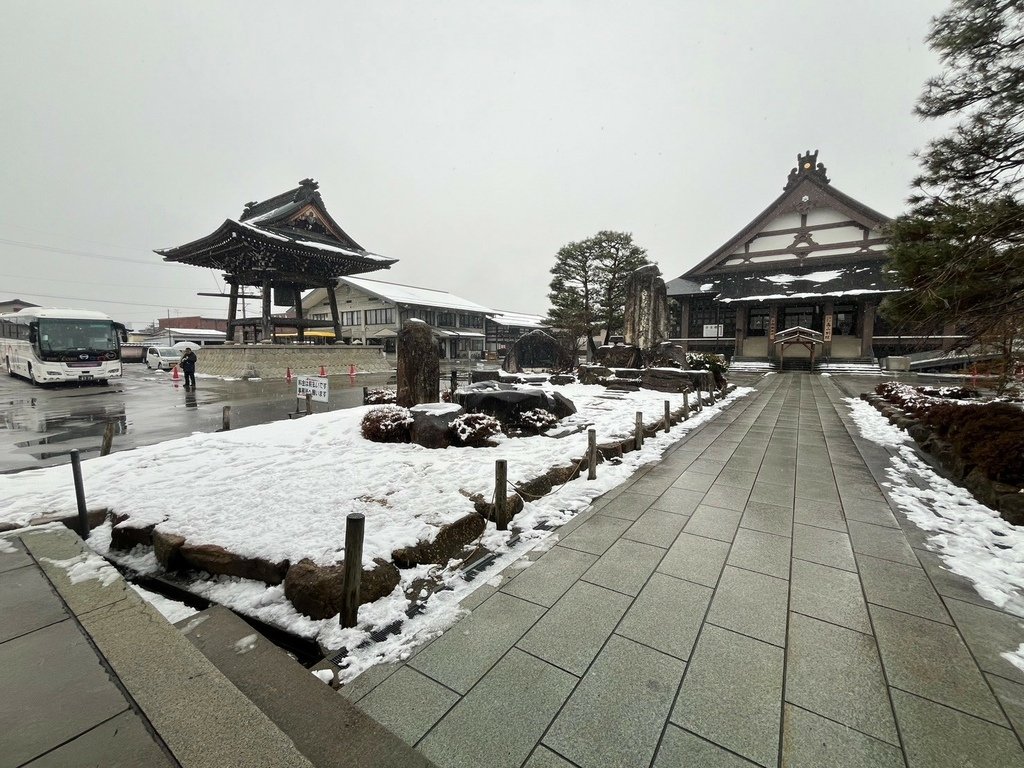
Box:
[507,452,590,500]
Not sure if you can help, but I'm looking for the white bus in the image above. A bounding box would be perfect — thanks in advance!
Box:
[1,308,128,385]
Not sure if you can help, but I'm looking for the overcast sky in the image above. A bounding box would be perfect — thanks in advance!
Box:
[1,1,945,326]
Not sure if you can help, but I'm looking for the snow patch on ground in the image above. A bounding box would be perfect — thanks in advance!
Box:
[234,634,258,654]
[312,668,335,684]
[0,539,18,555]
[1001,644,1024,674]
[846,397,1024,619]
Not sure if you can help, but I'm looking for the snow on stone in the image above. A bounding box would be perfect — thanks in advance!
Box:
[42,552,121,588]
[0,538,18,555]
[1001,644,1024,674]
[312,668,335,684]
[846,398,1024,618]
[130,584,199,624]
[234,634,259,654]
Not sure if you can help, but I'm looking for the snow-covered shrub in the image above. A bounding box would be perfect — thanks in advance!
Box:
[513,408,559,436]
[685,352,728,387]
[450,413,503,447]
[361,406,413,443]
[364,388,397,405]
[441,388,453,403]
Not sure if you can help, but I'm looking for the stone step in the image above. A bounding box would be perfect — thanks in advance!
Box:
[179,606,433,768]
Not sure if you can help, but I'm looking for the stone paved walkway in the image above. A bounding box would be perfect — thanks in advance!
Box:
[345,373,1024,768]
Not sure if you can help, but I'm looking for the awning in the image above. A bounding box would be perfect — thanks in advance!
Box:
[371,328,398,338]
[451,331,485,338]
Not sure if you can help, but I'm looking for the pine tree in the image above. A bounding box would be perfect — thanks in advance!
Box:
[545,231,651,359]
[883,0,1024,390]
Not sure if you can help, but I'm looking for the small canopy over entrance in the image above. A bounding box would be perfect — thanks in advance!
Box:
[156,179,396,344]
[774,326,823,370]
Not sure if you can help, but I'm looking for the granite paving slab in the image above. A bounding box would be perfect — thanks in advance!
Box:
[0,567,67,644]
[500,545,598,608]
[616,572,712,661]
[672,624,784,767]
[855,554,952,624]
[657,532,730,587]
[780,704,905,768]
[942,597,1024,683]
[654,725,760,767]
[516,581,632,676]
[847,521,918,566]
[740,501,794,538]
[22,710,175,768]
[701,483,752,512]
[544,635,685,768]
[726,528,791,580]
[355,666,460,746]
[599,491,657,522]
[409,592,546,694]
[671,471,719,493]
[890,688,1024,768]
[869,604,1006,724]
[580,538,665,597]
[557,514,632,556]
[683,505,743,543]
[792,523,857,572]
[842,496,901,528]
[622,508,689,548]
[790,559,871,634]
[651,487,706,515]
[793,497,847,532]
[987,673,1024,740]
[785,613,898,745]
[419,649,577,768]
[706,566,789,647]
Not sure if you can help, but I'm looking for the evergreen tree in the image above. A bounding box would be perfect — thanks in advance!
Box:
[883,0,1024,389]
[545,231,651,359]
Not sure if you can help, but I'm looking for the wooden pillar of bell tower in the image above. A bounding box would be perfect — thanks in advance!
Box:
[261,278,272,342]
[327,280,342,345]
[860,301,876,358]
[293,285,305,344]
[225,279,239,343]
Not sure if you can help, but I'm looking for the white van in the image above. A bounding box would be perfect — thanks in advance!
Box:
[146,347,182,370]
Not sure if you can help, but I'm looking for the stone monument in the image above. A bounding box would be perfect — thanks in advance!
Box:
[623,264,668,350]
[397,319,440,407]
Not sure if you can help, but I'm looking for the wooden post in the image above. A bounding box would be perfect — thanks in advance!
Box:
[664,401,671,433]
[587,428,597,480]
[100,421,115,457]
[708,373,716,404]
[340,513,365,628]
[683,389,689,419]
[222,406,231,431]
[305,393,313,415]
[69,449,89,539]
[635,411,644,449]
[495,460,509,530]
[450,370,458,394]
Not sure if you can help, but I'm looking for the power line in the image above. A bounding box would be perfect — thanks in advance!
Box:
[0,236,172,266]
[11,290,222,311]
[0,272,214,293]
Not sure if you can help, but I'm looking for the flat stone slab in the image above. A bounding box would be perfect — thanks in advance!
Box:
[355,666,460,746]
[545,635,685,768]
[499,545,597,608]
[790,559,871,634]
[706,566,788,647]
[781,704,904,768]
[616,572,712,661]
[657,532,729,588]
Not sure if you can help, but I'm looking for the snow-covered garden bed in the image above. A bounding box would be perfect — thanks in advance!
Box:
[0,381,750,676]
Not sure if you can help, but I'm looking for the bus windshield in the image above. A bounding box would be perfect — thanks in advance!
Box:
[37,319,119,361]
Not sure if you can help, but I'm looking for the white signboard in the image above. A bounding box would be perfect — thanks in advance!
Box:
[296,375,329,403]
[702,324,724,338]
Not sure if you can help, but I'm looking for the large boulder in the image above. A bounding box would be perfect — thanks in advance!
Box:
[153,530,186,570]
[454,381,575,422]
[595,344,642,368]
[409,402,464,449]
[623,264,668,349]
[502,330,573,373]
[577,364,612,385]
[397,320,440,407]
[284,557,401,620]
[640,368,694,393]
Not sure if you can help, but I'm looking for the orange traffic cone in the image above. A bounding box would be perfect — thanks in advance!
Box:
[319,365,327,377]
[171,364,180,381]
[285,367,293,383]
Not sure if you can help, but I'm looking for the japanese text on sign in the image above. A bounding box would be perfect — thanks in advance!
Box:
[296,375,329,403]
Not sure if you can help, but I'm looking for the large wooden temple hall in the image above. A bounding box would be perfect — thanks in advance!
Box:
[667,151,956,367]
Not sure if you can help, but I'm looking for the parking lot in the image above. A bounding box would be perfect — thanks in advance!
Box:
[0,364,394,474]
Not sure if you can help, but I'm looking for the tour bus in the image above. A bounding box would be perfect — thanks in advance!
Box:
[0,308,128,385]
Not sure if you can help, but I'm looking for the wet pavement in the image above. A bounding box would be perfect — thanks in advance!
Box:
[0,365,395,474]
